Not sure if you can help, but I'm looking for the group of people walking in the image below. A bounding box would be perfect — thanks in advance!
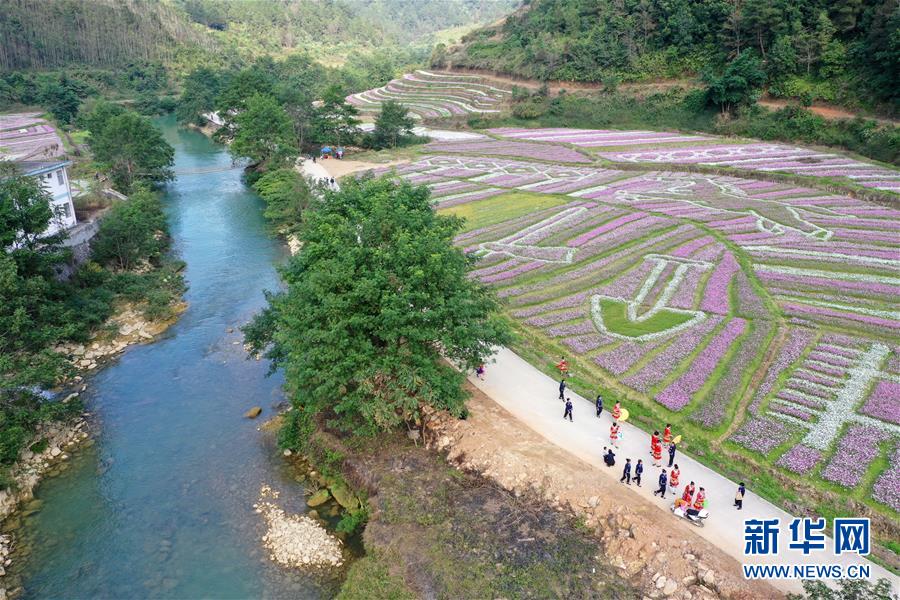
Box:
[550,356,748,518]
[476,355,749,522]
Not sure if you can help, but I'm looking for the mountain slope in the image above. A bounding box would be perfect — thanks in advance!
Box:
[439,0,899,109]
[0,0,520,72]
[0,0,215,71]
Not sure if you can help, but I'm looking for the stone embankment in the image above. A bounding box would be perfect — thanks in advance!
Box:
[54,302,187,372]
[254,484,344,568]
[422,385,781,600]
[0,406,91,594]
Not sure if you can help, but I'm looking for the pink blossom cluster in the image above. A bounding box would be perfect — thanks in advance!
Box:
[425,140,591,163]
[861,380,900,426]
[783,303,900,332]
[821,425,891,488]
[776,445,822,474]
[655,319,746,411]
[594,337,667,376]
[523,309,583,328]
[691,322,773,428]
[547,320,596,338]
[700,252,739,315]
[621,316,724,393]
[477,261,545,284]
[566,212,649,247]
[489,127,712,148]
[769,403,814,421]
[730,416,794,454]
[872,447,900,512]
[562,335,609,354]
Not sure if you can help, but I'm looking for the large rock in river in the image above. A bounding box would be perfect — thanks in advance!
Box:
[244,406,262,419]
[307,489,330,507]
[329,482,359,510]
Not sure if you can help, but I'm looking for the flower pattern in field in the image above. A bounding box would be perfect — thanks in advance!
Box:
[365,141,900,511]
[487,128,900,193]
[378,156,900,338]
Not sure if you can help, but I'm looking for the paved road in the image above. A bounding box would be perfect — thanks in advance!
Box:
[469,347,897,595]
[299,159,339,190]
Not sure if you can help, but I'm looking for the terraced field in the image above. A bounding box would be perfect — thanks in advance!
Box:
[363,141,900,518]
[346,70,510,120]
[0,111,65,160]
[490,127,900,194]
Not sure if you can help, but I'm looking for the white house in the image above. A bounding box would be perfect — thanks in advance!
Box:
[17,160,77,237]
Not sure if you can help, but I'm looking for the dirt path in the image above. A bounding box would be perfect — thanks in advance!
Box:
[315,157,408,179]
[717,324,786,444]
[454,347,895,596]
[758,99,898,126]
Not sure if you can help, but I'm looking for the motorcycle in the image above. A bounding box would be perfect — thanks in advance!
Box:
[672,504,709,527]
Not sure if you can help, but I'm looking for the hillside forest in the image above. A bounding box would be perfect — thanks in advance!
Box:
[439,0,900,113]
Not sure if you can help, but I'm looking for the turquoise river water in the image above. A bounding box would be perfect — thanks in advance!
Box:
[10,117,336,598]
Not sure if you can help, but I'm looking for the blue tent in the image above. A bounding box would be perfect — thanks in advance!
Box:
[320,146,332,155]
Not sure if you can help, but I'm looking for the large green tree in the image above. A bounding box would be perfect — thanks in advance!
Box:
[230,93,297,167]
[245,176,511,436]
[86,109,174,192]
[311,85,360,147]
[176,67,221,126]
[704,51,767,114]
[91,189,168,271]
[0,163,73,388]
[252,168,312,232]
[0,162,61,252]
[371,100,415,149]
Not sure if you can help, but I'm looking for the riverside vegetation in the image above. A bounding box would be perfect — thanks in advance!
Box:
[0,103,183,493]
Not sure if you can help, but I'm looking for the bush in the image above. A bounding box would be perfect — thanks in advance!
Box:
[91,189,168,271]
[277,407,316,452]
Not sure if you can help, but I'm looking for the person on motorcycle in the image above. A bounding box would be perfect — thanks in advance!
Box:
[686,487,707,517]
[675,481,694,510]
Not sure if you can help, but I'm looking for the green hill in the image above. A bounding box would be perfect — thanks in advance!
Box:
[438,0,900,111]
[0,0,215,71]
[0,0,520,73]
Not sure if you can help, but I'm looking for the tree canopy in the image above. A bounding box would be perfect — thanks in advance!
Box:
[85,104,175,192]
[371,100,416,149]
[245,176,511,436]
[443,0,900,110]
[704,52,767,114]
[91,189,169,271]
[251,168,312,233]
[229,93,297,167]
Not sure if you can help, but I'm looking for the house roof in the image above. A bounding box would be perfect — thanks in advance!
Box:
[14,160,71,177]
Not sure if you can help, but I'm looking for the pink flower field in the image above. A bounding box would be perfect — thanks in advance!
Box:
[357,123,900,513]
[0,112,65,160]
[346,70,509,120]
[487,128,900,193]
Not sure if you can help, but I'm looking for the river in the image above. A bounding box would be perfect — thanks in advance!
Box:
[10,116,335,598]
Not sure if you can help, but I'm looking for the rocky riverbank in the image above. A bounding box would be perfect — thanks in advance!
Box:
[0,301,185,596]
[301,427,636,598]
[54,301,187,373]
[0,408,92,597]
[254,484,344,569]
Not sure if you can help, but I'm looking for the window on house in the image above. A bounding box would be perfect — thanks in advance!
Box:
[57,170,64,185]
[64,203,72,218]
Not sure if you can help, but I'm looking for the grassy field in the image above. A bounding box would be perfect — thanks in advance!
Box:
[438,191,571,232]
